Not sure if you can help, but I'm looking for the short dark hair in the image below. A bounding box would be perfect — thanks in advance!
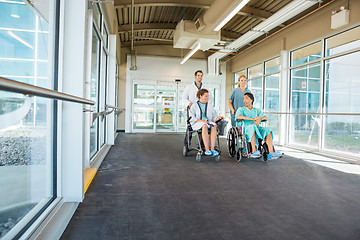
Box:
[196,88,208,99]
[194,70,203,76]
[244,92,254,104]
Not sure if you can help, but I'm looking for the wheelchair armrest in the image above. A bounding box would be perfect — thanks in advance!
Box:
[215,118,223,124]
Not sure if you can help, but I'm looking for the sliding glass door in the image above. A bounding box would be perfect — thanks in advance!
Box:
[132,81,220,133]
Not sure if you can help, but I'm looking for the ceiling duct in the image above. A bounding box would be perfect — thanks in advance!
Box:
[174,0,248,52]
[208,0,321,75]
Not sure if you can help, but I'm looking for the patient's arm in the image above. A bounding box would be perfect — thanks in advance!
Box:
[236,115,255,121]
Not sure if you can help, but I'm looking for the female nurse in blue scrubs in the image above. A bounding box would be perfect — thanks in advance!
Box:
[229,74,251,127]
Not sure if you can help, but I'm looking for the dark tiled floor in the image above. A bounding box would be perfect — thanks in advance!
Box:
[61,133,360,240]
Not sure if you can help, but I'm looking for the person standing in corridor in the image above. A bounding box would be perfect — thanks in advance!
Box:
[182,70,213,108]
[229,74,251,127]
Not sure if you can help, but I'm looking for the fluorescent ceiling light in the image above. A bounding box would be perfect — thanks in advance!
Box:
[180,43,201,64]
[7,30,34,49]
[11,14,20,18]
[214,0,251,31]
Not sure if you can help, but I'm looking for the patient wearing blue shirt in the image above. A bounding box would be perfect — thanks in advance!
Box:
[235,92,282,160]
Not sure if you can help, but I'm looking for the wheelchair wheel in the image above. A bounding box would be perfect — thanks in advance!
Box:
[196,152,201,162]
[227,127,238,157]
[236,150,242,162]
[262,142,269,162]
[183,145,188,156]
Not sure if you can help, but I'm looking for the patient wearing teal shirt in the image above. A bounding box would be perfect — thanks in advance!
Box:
[235,92,282,160]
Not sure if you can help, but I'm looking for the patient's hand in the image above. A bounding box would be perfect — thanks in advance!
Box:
[254,117,261,126]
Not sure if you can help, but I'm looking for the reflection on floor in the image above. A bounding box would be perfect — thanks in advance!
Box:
[61,133,360,240]
[276,146,360,175]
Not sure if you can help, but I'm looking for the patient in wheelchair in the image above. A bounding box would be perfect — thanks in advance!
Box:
[236,92,282,160]
[189,89,224,157]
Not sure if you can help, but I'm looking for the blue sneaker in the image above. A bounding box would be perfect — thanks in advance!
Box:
[204,150,212,156]
[211,150,219,157]
[273,151,283,157]
[249,150,261,158]
[267,152,280,160]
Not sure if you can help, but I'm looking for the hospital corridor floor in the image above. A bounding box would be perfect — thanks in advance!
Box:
[61,133,360,240]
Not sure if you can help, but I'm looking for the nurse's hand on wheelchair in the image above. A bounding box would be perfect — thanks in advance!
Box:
[215,116,224,123]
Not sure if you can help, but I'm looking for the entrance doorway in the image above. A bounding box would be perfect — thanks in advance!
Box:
[132,80,220,133]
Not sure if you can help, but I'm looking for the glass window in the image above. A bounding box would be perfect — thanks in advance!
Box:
[37,32,49,60]
[264,74,279,89]
[133,107,154,130]
[324,51,360,114]
[326,26,360,56]
[99,48,107,147]
[103,25,108,49]
[0,2,36,30]
[0,93,54,239]
[0,30,35,59]
[265,57,280,74]
[90,29,100,157]
[324,116,360,154]
[248,63,262,79]
[234,69,246,83]
[0,59,34,76]
[93,4,101,29]
[248,77,262,109]
[291,41,321,66]
[290,60,321,147]
[264,74,280,142]
[133,84,155,105]
[291,63,320,91]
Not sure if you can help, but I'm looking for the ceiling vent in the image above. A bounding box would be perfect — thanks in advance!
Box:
[195,18,205,31]
[173,20,220,51]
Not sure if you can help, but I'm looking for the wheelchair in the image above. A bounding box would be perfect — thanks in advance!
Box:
[182,107,222,162]
[227,119,277,162]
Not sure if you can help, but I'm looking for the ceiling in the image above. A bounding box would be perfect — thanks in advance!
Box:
[114,0,327,54]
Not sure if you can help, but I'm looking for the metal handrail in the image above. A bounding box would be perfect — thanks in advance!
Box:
[106,104,124,115]
[263,112,360,116]
[0,77,95,105]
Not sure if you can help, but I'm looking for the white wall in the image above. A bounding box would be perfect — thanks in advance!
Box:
[125,55,226,132]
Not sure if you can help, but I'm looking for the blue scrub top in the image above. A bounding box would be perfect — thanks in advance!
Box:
[229,88,251,115]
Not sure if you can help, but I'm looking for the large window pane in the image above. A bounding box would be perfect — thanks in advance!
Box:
[0,30,35,59]
[99,48,107,148]
[133,107,154,130]
[0,59,34,77]
[291,41,321,66]
[326,26,360,56]
[324,116,360,154]
[325,51,360,114]
[156,107,175,131]
[264,74,280,142]
[248,63,262,79]
[324,51,360,154]
[0,92,53,238]
[289,114,319,147]
[0,2,36,30]
[234,69,246,85]
[265,74,279,89]
[133,84,155,105]
[290,62,321,148]
[90,29,100,157]
[248,77,262,109]
[265,57,280,74]
[291,63,321,92]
